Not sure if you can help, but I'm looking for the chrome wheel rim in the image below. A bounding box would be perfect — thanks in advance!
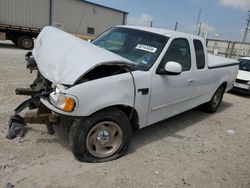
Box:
[86,121,123,158]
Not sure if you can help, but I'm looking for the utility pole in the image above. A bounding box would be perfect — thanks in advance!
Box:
[197,23,202,36]
[196,9,202,35]
[174,22,178,31]
[242,11,250,43]
[150,21,153,27]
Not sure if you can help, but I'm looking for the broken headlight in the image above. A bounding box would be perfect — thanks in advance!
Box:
[50,87,75,112]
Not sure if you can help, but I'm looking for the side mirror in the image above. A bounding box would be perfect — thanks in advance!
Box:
[164,61,182,75]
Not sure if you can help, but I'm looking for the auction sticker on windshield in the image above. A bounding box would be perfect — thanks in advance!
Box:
[136,44,157,53]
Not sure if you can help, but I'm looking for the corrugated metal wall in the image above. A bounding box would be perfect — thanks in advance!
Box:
[0,0,126,36]
[207,39,250,59]
[0,0,49,28]
[52,0,125,35]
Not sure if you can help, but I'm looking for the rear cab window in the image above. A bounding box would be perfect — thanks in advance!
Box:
[193,39,206,69]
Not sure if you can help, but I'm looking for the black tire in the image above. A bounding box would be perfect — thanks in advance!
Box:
[69,109,132,163]
[201,85,225,113]
[18,36,34,50]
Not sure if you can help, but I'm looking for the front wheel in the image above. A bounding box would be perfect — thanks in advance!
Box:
[201,85,225,113]
[69,109,132,162]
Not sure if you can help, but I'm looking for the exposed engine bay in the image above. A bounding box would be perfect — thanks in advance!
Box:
[7,52,54,139]
[7,51,133,139]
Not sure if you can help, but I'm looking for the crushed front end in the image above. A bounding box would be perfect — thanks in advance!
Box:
[7,52,60,139]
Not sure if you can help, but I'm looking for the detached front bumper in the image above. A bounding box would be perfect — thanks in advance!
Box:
[7,95,60,139]
[7,52,74,139]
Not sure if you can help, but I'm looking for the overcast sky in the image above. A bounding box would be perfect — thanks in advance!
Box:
[89,0,250,42]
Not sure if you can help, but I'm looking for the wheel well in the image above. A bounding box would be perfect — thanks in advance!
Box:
[214,82,227,95]
[221,82,227,90]
[96,105,139,131]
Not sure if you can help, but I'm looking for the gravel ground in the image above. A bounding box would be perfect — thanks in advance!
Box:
[0,41,250,188]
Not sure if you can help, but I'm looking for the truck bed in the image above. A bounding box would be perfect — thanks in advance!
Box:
[208,54,239,69]
[0,24,41,36]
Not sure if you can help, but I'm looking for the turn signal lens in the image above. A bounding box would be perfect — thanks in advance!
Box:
[64,97,75,112]
[54,94,75,112]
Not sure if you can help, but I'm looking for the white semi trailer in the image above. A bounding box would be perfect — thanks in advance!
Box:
[0,0,128,49]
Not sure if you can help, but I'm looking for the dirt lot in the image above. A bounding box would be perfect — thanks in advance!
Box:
[0,41,250,188]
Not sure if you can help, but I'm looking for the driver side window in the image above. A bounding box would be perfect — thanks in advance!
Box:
[162,38,191,71]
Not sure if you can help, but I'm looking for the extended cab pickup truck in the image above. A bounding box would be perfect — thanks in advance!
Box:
[7,26,239,162]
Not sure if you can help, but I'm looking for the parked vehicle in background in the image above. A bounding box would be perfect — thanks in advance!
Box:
[0,24,40,49]
[7,26,239,162]
[233,57,250,94]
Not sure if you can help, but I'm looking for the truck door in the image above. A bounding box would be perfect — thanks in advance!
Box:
[186,39,213,109]
[148,38,193,125]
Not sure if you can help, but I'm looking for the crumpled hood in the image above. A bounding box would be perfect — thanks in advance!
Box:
[237,70,250,81]
[32,26,134,85]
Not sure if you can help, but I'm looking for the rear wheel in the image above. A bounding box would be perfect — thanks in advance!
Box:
[18,36,34,50]
[69,109,132,162]
[201,85,225,113]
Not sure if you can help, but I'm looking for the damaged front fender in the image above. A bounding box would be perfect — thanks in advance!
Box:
[44,72,135,117]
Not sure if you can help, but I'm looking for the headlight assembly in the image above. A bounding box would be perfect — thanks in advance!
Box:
[50,87,75,112]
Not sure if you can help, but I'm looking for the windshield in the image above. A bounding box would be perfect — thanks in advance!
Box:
[93,27,169,70]
[239,59,250,72]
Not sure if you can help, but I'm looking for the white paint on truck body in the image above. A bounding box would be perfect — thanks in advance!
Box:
[36,26,238,128]
[64,72,135,116]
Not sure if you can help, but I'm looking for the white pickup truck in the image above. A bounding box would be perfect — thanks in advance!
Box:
[7,26,238,162]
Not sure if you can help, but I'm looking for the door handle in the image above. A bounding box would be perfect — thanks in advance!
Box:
[188,79,195,84]
[138,88,149,95]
